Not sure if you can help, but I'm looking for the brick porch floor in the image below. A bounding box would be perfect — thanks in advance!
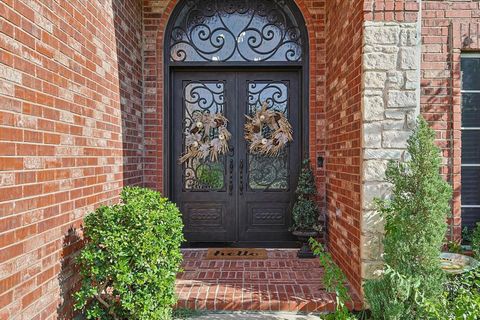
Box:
[175,249,362,313]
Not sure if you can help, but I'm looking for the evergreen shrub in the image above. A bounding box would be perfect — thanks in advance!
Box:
[74,187,184,320]
[364,117,453,319]
[291,159,319,232]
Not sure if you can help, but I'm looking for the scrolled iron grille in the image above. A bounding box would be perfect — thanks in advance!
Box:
[248,81,288,114]
[170,0,303,62]
[247,81,290,191]
[183,81,227,191]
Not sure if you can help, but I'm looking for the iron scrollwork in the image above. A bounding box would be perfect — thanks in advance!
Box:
[248,151,289,190]
[247,81,290,191]
[248,82,288,114]
[170,0,303,62]
[183,81,227,191]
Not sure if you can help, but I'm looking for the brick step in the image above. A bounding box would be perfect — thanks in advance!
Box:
[175,283,339,312]
[176,250,363,313]
[178,271,325,282]
[181,261,322,269]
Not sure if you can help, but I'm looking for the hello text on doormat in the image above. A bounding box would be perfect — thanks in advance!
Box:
[206,248,268,260]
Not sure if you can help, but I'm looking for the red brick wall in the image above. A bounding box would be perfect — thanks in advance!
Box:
[421,1,480,240]
[364,0,420,22]
[143,0,170,192]
[4,0,478,317]
[326,0,421,296]
[115,0,144,187]
[0,0,142,318]
[324,0,364,295]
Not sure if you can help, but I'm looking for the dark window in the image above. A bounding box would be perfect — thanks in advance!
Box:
[461,58,480,90]
[461,55,480,230]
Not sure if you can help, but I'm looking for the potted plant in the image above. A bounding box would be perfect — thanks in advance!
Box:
[290,159,320,258]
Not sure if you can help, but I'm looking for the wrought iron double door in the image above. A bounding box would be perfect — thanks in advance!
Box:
[172,70,301,245]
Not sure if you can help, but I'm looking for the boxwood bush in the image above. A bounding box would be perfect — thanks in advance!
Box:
[74,187,184,320]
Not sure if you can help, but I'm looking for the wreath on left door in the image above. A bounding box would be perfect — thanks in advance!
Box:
[180,112,232,163]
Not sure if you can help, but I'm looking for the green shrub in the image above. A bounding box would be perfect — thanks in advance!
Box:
[445,268,480,319]
[291,159,319,232]
[446,240,462,254]
[462,226,473,244]
[197,162,223,189]
[472,222,480,259]
[74,187,185,320]
[309,238,355,320]
[364,264,423,319]
[364,117,453,319]
[426,268,480,319]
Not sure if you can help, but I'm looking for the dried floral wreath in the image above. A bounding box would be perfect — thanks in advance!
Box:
[244,102,293,156]
[180,112,231,163]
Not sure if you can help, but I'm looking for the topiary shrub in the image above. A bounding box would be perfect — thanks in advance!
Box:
[364,117,453,319]
[74,187,185,320]
[290,159,319,232]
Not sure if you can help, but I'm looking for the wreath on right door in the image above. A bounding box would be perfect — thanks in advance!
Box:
[244,102,293,156]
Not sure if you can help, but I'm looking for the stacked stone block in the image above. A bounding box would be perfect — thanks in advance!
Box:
[361,21,421,280]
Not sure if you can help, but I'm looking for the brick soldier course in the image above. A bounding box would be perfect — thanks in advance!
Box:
[0,0,479,318]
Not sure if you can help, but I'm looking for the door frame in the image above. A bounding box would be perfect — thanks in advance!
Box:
[163,65,309,199]
[170,70,302,246]
[162,0,310,198]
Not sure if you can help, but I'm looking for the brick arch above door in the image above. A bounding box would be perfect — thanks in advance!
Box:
[142,0,326,199]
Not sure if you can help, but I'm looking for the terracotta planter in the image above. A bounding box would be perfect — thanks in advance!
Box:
[292,230,318,259]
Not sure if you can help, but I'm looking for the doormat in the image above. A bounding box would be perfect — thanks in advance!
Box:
[206,248,268,260]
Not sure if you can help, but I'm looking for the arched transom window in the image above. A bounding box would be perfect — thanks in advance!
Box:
[169,0,304,62]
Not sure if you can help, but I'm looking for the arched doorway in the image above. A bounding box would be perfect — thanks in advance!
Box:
[165,0,309,246]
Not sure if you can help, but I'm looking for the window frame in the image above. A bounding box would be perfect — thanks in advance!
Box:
[460,54,480,223]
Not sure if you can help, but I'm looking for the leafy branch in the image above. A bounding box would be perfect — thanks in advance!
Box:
[309,238,354,320]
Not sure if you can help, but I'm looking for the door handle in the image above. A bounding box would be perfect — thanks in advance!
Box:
[239,160,244,195]
[229,159,233,195]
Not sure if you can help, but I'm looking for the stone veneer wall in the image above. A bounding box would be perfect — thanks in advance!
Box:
[360,21,422,280]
